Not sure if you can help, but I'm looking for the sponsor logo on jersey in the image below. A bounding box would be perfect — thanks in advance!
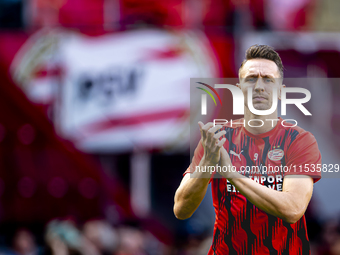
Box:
[230,150,243,161]
[268,148,284,161]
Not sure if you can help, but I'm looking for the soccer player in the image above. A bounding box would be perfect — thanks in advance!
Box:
[174,45,322,254]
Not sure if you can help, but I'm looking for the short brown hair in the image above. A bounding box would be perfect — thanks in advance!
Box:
[239,44,284,78]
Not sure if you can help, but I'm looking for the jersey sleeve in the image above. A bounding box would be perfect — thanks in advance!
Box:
[284,131,322,182]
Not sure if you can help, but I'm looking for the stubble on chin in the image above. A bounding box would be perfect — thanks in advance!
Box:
[251,100,272,111]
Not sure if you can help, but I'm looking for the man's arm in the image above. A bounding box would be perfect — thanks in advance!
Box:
[220,148,314,224]
[173,159,212,220]
[173,122,226,220]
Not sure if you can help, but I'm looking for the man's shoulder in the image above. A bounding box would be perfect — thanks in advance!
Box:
[278,118,313,138]
[278,119,318,148]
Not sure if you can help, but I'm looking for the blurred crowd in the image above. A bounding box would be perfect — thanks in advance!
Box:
[0,219,163,255]
[0,217,218,255]
[317,219,340,255]
[0,216,339,255]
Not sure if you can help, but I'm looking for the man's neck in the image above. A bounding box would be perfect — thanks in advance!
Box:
[244,109,279,135]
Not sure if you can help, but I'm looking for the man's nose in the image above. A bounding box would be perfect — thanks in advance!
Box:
[254,80,265,92]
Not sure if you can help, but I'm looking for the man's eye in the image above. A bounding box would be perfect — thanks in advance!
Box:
[265,78,273,83]
[246,78,256,82]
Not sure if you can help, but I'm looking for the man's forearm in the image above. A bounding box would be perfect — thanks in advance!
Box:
[218,148,311,223]
[221,170,311,224]
[228,172,296,222]
[174,157,213,220]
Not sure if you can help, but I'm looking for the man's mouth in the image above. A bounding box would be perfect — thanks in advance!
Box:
[253,96,267,101]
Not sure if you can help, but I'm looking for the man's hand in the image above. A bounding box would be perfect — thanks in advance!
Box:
[198,121,226,166]
[173,122,226,220]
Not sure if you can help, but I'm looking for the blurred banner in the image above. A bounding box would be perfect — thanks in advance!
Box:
[11,29,220,153]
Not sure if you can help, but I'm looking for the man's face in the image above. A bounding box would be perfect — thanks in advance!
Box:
[238,59,284,111]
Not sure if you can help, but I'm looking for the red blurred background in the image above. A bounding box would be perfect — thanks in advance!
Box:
[0,0,340,254]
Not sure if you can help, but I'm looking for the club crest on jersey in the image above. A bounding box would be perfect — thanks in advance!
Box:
[268,148,284,161]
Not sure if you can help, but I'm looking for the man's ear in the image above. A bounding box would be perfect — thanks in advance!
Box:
[278,84,286,100]
[236,83,240,88]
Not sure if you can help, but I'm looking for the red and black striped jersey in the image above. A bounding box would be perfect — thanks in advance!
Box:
[185,118,322,255]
